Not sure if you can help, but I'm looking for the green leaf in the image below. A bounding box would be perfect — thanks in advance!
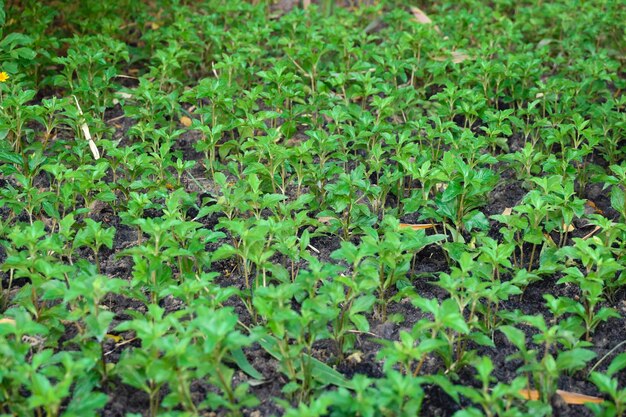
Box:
[440,299,470,334]
[259,336,352,389]
[95,189,117,203]
[42,201,60,220]
[441,181,463,202]
[607,352,626,376]
[211,244,237,261]
[499,325,526,351]
[349,313,369,332]
[0,149,23,165]
[453,408,484,417]
[469,332,495,347]
[463,211,489,232]
[231,348,264,381]
[426,374,460,403]
[63,379,108,417]
[556,348,596,371]
[351,295,376,314]
[262,193,287,206]
[282,381,301,394]
[610,186,624,215]
[590,372,617,396]
[417,338,448,354]
[309,357,352,389]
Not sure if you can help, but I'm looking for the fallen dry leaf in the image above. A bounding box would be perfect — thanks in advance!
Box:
[537,38,554,48]
[0,318,16,325]
[112,91,133,105]
[318,216,336,224]
[586,200,603,214]
[450,51,471,63]
[115,91,133,100]
[410,6,432,24]
[519,389,540,401]
[347,351,363,364]
[556,389,604,405]
[502,207,513,216]
[432,51,472,63]
[307,244,320,254]
[399,223,435,230]
[562,223,576,232]
[518,389,604,405]
[286,137,304,146]
[544,233,557,246]
[180,116,192,127]
[106,333,123,343]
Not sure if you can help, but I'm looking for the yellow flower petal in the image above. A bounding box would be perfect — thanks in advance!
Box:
[0,72,9,82]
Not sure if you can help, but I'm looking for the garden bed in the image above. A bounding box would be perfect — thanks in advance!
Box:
[1,1,625,416]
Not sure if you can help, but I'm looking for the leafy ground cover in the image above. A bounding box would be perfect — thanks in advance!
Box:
[1,0,625,416]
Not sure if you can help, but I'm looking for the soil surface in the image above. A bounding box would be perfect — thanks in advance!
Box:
[2,2,623,417]
[79,107,623,417]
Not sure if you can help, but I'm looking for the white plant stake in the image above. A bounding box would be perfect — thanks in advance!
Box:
[72,95,101,160]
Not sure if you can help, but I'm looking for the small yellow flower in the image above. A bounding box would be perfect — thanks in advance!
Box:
[0,72,9,82]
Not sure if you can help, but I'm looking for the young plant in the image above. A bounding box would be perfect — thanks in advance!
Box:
[455,356,529,417]
[323,242,378,359]
[500,316,596,404]
[435,250,523,332]
[63,263,128,381]
[319,164,376,241]
[422,152,497,238]
[254,281,337,401]
[114,305,185,417]
[1,221,71,328]
[602,163,626,223]
[589,352,626,417]
[556,238,622,339]
[382,296,472,376]
[73,218,115,274]
[361,216,445,320]
[213,218,273,291]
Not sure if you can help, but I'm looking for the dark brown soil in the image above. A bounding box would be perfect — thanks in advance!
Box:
[84,107,622,417]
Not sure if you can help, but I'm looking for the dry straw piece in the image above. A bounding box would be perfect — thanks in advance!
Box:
[518,389,604,405]
[72,95,101,160]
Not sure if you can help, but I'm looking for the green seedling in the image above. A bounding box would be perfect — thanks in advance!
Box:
[455,356,530,417]
[422,152,497,238]
[2,221,71,326]
[73,218,115,274]
[63,263,128,380]
[386,296,473,375]
[602,163,626,223]
[555,239,622,339]
[435,250,522,332]
[589,352,626,417]
[213,218,273,291]
[325,242,378,358]
[321,164,376,240]
[500,316,596,404]
[254,280,346,400]
[360,216,444,320]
